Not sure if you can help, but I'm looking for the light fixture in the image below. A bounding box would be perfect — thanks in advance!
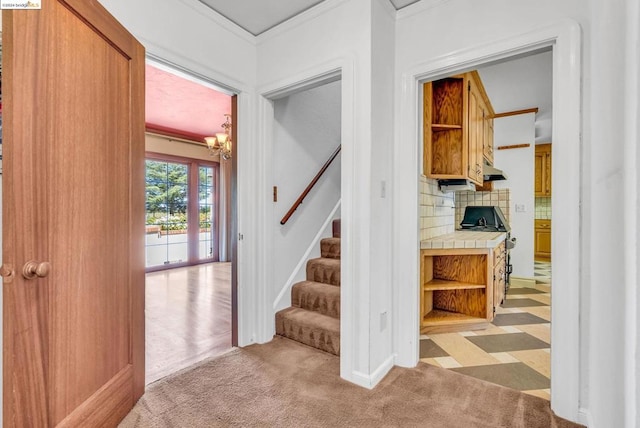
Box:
[204,114,233,160]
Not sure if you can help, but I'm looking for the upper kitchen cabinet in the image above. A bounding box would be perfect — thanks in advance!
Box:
[423,71,495,186]
[535,143,552,196]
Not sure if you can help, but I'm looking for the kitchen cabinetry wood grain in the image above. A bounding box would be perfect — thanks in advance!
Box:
[420,243,506,334]
[535,219,552,260]
[535,143,552,196]
[423,71,495,186]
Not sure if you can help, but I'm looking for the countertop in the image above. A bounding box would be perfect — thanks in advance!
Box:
[421,230,507,250]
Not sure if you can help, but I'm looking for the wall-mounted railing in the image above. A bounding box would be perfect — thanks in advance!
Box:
[280,145,341,225]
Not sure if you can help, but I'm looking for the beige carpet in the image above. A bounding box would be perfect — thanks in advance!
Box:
[120,337,582,428]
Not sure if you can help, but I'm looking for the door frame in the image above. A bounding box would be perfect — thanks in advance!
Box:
[144,57,242,347]
[392,20,582,422]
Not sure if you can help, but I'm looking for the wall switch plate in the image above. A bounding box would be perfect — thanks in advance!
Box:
[380,311,388,332]
[515,204,525,213]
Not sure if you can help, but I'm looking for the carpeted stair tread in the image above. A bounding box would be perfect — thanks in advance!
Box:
[292,280,341,319]
[332,219,341,238]
[306,257,341,286]
[275,307,340,355]
[320,237,341,259]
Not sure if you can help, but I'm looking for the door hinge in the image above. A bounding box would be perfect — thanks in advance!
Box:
[238,233,244,241]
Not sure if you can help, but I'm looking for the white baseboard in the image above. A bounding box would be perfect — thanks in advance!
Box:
[509,276,536,288]
[349,354,395,389]
[578,407,592,427]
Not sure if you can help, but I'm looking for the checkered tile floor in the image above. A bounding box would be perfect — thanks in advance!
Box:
[420,276,552,400]
[534,261,552,286]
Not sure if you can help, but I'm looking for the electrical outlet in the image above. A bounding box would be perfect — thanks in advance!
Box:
[515,204,525,213]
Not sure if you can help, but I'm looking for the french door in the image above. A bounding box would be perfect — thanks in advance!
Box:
[145,153,220,270]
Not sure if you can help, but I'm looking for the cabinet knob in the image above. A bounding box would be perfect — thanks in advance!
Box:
[22,261,51,280]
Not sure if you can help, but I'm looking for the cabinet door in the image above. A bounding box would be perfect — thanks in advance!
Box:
[467,77,483,185]
[535,229,552,259]
[535,144,552,196]
[484,116,494,165]
[493,244,506,310]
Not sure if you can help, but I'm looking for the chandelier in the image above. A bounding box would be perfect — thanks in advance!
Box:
[204,114,232,160]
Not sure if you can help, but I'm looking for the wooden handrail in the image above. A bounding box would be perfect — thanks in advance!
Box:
[280,145,341,225]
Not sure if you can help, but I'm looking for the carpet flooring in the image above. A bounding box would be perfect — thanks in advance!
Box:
[120,337,582,428]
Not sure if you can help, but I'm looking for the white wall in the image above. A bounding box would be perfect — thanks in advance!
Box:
[271,80,341,313]
[492,114,535,279]
[368,0,396,376]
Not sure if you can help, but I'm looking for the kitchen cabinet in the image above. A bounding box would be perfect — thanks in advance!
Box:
[423,71,494,186]
[493,241,506,308]
[483,112,494,165]
[535,143,552,196]
[535,219,551,260]
[420,237,506,334]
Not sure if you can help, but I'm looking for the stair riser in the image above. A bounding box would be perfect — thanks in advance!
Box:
[320,238,341,259]
[307,262,340,286]
[276,312,340,356]
[292,283,340,319]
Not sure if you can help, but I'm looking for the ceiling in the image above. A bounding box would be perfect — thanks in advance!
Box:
[197,0,421,36]
[145,5,551,145]
[145,64,231,141]
[477,50,553,144]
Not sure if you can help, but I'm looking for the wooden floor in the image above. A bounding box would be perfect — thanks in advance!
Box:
[145,262,233,385]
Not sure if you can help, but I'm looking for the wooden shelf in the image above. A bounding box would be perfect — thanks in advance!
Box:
[424,279,486,291]
[422,309,485,325]
[421,309,490,334]
[431,124,463,131]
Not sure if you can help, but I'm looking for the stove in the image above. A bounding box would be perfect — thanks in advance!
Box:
[460,205,510,232]
[459,206,516,292]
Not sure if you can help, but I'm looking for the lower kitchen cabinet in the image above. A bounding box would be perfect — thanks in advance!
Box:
[420,243,506,334]
[535,219,551,260]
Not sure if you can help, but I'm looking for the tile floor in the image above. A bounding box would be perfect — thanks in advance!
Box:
[534,260,552,285]
[420,265,552,400]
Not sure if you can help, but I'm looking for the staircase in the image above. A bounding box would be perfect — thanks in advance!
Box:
[275,219,341,355]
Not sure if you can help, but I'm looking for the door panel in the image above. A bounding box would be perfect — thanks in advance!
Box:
[3,0,145,425]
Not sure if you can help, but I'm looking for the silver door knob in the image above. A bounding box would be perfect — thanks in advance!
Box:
[22,261,51,279]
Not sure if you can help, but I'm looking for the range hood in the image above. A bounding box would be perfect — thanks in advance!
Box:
[438,179,476,192]
[483,164,508,181]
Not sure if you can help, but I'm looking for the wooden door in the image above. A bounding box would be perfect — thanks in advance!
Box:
[2,1,145,426]
[535,220,552,260]
[467,77,482,185]
[535,144,552,196]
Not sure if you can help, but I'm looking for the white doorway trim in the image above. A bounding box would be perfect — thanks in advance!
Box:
[392,19,582,422]
[256,57,367,386]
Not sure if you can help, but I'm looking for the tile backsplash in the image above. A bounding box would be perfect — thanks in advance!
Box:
[454,189,511,227]
[419,176,455,240]
[535,196,551,219]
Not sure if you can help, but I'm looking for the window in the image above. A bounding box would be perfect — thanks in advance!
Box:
[145,154,219,270]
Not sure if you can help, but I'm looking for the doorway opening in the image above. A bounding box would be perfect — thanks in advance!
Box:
[143,61,237,384]
[417,49,554,399]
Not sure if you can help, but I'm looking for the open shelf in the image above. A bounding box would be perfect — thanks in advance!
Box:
[424,279,486,291]
[422,309,485,325]
[431,124,463,131]
[421,309,490,334]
